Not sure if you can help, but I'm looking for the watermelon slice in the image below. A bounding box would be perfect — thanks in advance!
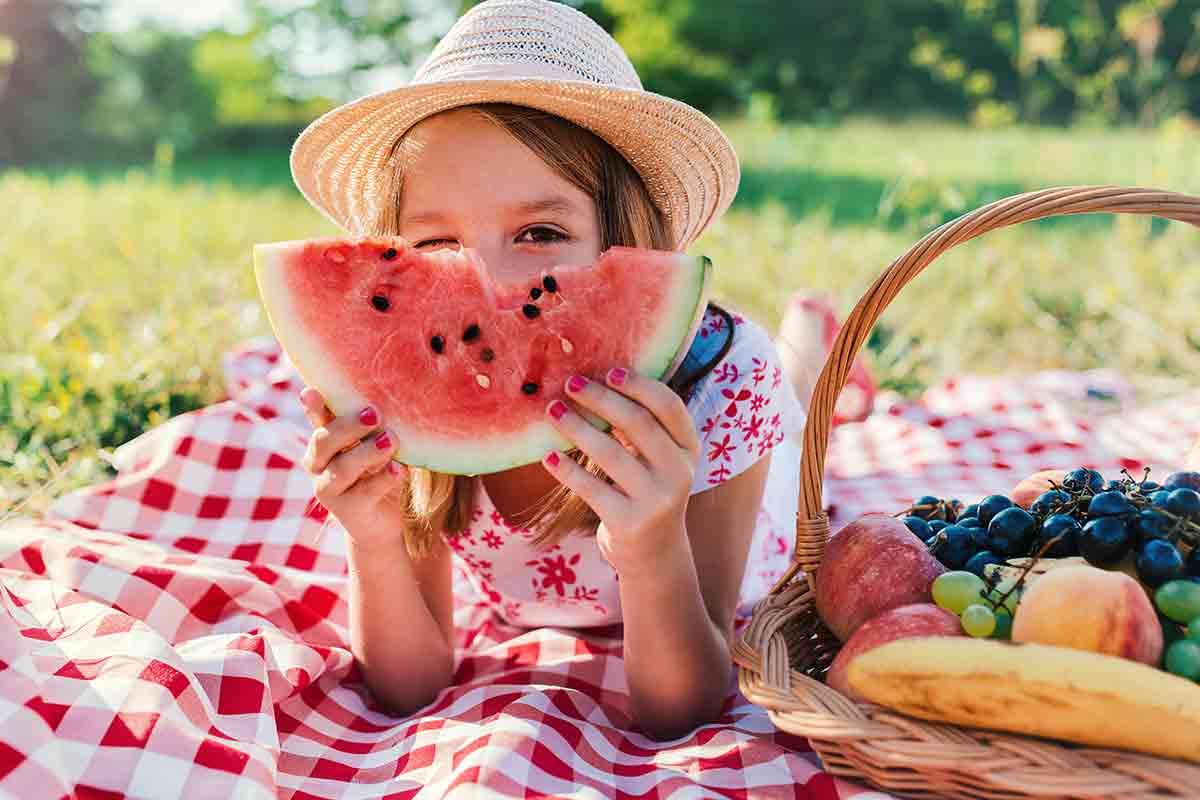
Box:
[252,238,712,475]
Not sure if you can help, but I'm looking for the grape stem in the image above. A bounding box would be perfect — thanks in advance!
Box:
[984,533,1066,614]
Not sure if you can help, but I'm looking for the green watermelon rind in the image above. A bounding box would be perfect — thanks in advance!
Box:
[252,241,711,476]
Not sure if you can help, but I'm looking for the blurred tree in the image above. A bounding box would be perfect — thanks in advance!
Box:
[600,0,967,120]
[243,0,449,100]
[0,0,101,162]
[913,0,1200,126]
[84,29,219,157]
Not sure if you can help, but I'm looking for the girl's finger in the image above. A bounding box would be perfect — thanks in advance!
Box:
[299,386,333,426]
[306,404,386,474]
[603,368,699,454]
[356,460,408,504]
[315,428,399,497]
[546,399,653,496]
[541,450,627,523]
[562,373,680,469]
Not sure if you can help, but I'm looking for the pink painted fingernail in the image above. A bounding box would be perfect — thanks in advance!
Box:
[375,431,392,450]
[548,400,568,420]
[608,368,628,386]
[387,460,401,475]
[359,406,379,426]
[566,374,588,393]
[544,451,560,467]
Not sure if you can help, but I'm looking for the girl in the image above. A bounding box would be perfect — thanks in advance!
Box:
[290,0,806,740]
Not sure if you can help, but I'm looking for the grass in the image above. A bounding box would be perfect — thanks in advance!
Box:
[3,118,1199,517]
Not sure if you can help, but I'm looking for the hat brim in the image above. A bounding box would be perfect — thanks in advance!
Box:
[289,78,740,250]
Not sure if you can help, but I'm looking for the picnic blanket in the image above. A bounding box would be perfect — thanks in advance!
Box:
[2,333,1197,800]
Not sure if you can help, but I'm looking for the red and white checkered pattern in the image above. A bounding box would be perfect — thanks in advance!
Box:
[1,333,1194,799]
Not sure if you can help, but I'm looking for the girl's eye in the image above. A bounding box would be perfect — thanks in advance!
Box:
[516,226,567,245]
[415,238,460,250]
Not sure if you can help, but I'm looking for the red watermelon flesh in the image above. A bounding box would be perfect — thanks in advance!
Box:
[252,237,711,475]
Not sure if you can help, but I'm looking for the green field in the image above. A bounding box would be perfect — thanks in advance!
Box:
[3,119,1199,518]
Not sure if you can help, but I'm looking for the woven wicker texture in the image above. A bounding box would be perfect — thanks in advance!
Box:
[735,186,1200,799]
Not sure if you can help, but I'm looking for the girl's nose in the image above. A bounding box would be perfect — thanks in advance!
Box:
[470,240,527,286]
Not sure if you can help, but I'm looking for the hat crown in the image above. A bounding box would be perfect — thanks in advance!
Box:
[414,0,642,89]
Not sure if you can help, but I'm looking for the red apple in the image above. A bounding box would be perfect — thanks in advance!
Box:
[827,603,963,699]
[815,513,946,642]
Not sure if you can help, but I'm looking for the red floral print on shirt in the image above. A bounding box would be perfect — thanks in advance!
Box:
[526,553,581,597]
[713,361,740,384]
[722,388,752,417]
[708,434,736,463]
[751,357,767,386]
[743,414,765,443]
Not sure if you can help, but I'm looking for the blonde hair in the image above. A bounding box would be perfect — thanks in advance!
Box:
[373,103,675,557]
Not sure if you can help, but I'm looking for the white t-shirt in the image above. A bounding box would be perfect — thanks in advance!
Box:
[446,307,807,627]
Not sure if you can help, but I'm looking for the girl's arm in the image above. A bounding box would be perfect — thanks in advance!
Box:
[297,387,456,717]
[347,530,456,715]
[541,368,777,740]
[618,457,771,739]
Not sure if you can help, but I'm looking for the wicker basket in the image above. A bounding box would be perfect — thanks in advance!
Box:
[733,186,1200,799]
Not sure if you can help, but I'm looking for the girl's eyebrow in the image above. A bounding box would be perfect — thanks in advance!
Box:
[511,195,580,217]
[400,195,580,229]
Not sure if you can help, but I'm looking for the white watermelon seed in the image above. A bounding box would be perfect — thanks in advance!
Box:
[559,337,574,354]
[476,374,491,389]
[324,248,346,264]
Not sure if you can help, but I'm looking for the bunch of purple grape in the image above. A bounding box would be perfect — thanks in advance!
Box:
[904,468,1200,589]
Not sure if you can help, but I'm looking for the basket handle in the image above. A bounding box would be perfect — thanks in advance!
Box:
[776,185,1200,594]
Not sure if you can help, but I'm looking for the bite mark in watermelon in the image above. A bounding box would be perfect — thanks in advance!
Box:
[252,238,712,475]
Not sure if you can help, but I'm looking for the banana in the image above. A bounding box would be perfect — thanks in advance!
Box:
[846,636,1200,763]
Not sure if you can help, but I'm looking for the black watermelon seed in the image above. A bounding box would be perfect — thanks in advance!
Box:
[542,275,558,293]
[430,335,445,354]
[382,247,398,260]
[521,382,539,395]
[371,295,390,312]
[462,324,481,342]
[529,287,543,300]
[481,348,494,362]
[522,304,540,319]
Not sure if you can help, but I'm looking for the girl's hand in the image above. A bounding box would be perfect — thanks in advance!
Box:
[299,387,409,545]
[542,368,700,577]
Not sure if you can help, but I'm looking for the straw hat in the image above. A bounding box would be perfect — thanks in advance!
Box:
[289,0,740,250]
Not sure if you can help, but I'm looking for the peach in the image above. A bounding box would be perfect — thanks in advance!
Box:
[1010,469,1068,510]
[815,513,945,642]
[827,603,963,699]
[1012,564,1163,666]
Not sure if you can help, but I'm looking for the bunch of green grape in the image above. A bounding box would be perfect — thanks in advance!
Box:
[1156,580,1200,682]
[932,570,1020,639]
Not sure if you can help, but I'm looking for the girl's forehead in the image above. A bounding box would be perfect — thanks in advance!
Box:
[399,112,593,215]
